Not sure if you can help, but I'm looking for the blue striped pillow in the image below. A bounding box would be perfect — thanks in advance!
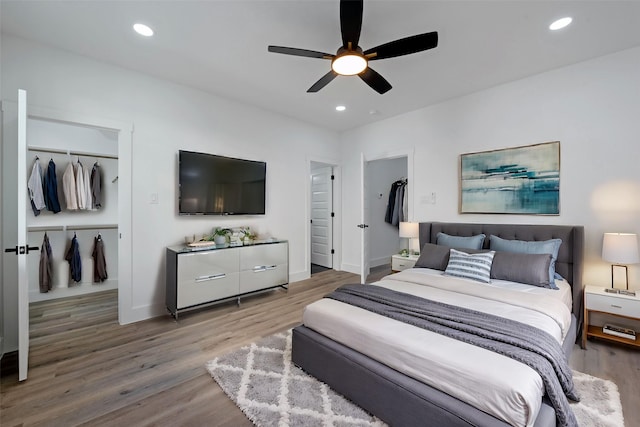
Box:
[444,249,495,283]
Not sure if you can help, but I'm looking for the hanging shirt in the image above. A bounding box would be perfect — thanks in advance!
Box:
[44,159,61,213]
[91,163,102,209]
[62,162,78,210]
[39,233,54,292]
[65,235,82,283]
[28,159,46,216]
[75,161,88,210]
[82,163,93,210]
[92,235,108,283]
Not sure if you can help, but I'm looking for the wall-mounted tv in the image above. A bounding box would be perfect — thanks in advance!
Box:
[178,150,266,215]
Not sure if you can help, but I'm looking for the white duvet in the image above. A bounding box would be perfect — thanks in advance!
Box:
[302,268,574,427]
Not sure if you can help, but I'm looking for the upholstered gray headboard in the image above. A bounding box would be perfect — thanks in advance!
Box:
[418,222,585,323]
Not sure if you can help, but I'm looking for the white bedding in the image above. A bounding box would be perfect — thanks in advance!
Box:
[302,268,574,427]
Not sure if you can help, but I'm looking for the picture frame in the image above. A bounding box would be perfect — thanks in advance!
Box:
[459,141,560,215]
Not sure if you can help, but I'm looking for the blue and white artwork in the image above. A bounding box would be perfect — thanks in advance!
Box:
[460,141,560,215]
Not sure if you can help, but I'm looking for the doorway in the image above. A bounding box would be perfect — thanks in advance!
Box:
[310,161,334,275]
[360,149,413,284]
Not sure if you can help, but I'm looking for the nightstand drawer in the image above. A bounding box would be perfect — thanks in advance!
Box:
[392,256,416,271]
[586,293,640,318]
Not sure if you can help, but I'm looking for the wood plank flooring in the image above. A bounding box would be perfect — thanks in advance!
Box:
[1,267,638,426]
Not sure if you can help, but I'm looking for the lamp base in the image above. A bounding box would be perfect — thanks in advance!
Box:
[610,264,629,290]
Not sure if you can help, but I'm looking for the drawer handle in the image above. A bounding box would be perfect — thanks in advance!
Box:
[195,273,226,282]
[610,304,623,309]
[253,265,277,273]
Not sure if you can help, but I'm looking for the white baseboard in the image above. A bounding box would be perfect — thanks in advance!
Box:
[370,256,391,268]
[341,263,360,275]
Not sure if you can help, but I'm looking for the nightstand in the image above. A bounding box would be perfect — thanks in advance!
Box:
[582,285,640,349]
[391,254,419,272]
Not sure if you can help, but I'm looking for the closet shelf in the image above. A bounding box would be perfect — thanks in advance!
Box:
[28,145,118,160]
[28,224,118,232]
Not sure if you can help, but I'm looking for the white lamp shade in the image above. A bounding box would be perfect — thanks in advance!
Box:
[602,233,640,264]
[399,222,419,239]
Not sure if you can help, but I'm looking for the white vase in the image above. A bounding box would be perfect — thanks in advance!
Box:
[214,235,227,245]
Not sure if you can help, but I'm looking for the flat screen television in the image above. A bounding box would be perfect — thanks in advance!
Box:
[178,150,266,215]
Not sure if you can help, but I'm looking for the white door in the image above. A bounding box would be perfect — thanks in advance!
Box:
[310,166,333,268]
[360,154,370,283]
[4,89,32,381]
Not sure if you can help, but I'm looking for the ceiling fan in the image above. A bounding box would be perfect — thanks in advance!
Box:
[267,0,438,94]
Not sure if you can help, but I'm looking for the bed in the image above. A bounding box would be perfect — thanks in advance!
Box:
[292,222,584,427]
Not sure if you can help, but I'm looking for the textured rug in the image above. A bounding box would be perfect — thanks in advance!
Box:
[206,330,624,427]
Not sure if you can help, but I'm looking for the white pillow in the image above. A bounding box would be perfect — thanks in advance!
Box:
[444,249,495,283]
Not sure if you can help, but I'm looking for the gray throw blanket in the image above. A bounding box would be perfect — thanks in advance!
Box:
[326,284,579,427]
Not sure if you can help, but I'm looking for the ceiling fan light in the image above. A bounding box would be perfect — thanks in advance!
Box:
[332,54,367,76]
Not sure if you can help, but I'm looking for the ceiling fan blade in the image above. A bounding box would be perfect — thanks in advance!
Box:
[364,31,438,60]
[268,46,333,59]
[307,71,338,93]
[340,0,363,49]
[359,67,392,94]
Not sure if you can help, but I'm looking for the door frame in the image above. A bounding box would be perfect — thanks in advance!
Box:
[306,156,341,279]
[361,148,415,283]
[1,96,133,366]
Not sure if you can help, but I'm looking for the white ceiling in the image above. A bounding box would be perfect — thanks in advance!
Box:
[3,1,640,132]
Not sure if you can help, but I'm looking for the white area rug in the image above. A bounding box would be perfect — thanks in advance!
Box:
[206,330,625,427]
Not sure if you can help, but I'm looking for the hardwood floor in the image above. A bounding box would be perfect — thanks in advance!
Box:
[1,268,638,426]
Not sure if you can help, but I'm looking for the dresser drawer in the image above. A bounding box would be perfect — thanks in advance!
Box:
[239,264,288,294]
[177,272,239,309]
[586,293,640,318]
[240,243,287,271]
[177,248,239,284]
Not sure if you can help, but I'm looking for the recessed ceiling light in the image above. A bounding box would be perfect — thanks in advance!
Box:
[549,17,572,31]
[133,23,154,37]
[335,105,346,112]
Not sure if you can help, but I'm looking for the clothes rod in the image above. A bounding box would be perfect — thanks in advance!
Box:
[28,146,118,160]
[27,224,118,232]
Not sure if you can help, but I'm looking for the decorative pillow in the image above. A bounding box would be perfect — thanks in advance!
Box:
[444,249,495,283]
[415,243,452,270]
[436,232,486,250]
[491,251,553,288]
[489,235,562,289]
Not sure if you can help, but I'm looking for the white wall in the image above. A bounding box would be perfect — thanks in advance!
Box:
[341,47,640,289]
[368,157,407,266]
[1,35,341,350]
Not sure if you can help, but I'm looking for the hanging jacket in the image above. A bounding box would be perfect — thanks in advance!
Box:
[39,233,53,292]
[62,162,78,210]
[92,235,108,283]
[65,235,82,283]
[44,159,62,213]
[28,159,46,216]
[385,181,401,224]
[75,161,88,210]
[82,163,93,210]
[91,162,102,209]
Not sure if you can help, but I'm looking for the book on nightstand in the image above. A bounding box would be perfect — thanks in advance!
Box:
[602,324,636,340]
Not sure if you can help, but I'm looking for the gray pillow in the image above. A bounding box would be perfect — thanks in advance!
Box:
[415,243,451,270]
[489,235,562,289]
[491,252,553,288]
[444,249,495,283]
[436,232,486,250]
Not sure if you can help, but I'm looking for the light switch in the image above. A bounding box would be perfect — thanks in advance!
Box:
[150,193,159,204]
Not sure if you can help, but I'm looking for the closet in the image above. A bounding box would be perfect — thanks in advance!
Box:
[26,118,119,302]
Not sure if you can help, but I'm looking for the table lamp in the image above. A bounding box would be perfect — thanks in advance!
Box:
[399,222,419,255]
[602,232,639,289]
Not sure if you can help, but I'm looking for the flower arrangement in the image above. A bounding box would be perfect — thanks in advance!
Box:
[239,227,257,244]
[211,227,232,245]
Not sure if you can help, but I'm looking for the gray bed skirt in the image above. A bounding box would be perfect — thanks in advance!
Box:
[292,316,577,427]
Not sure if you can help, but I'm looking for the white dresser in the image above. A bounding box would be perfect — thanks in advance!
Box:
[166,240,288,318]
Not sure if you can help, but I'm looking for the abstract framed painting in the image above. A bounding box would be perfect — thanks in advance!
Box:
[459,141,560,215]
